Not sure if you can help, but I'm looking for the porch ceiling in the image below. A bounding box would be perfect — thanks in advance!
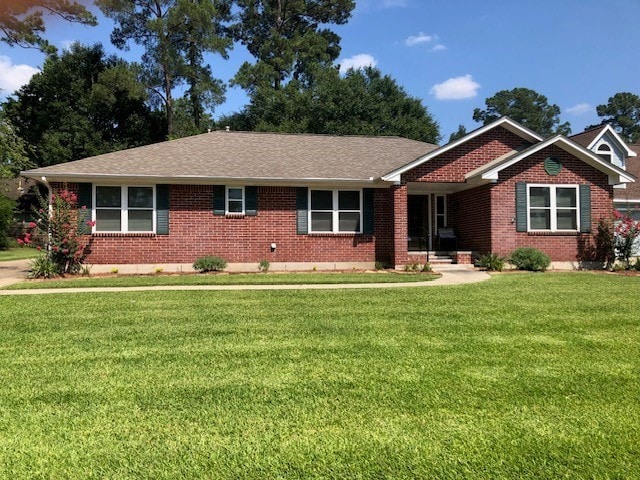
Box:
[407,181,483,194]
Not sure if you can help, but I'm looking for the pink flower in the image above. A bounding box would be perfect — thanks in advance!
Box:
[62,249,69,254]
[81,205,87,210]
[28,222,37,229]
[36,246,42,251]
[16,238,24,245]
[86,220,96,227]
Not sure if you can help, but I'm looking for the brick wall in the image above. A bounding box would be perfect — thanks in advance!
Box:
[54,183,395,264]
[403,127,528,183]
[489,145,613,261]
[450,185,492,253]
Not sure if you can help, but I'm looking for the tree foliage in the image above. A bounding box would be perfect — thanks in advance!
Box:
[0,114,32,177]
[232,0,355,92]
[221,66,440,143]
[592,92,640,143]
[473,87,571,137]
[0,0,96,54]
[448,124,467,143]
[3,43,165,167]
[96,0,233,137]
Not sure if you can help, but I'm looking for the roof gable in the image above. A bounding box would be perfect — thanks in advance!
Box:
[381,117,543,182]
[466,135,635,186]
[570,124,636,157]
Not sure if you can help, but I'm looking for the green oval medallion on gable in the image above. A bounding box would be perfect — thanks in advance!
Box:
[544,156,562,176]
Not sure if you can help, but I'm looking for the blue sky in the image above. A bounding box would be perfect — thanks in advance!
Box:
[0,0,639,142]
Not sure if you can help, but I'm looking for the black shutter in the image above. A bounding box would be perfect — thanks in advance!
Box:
[579,184,591,233]
[515,182,528,232]
[296,188,308,234]
[363,188,375,234]
[213,185,225,215]
[245,186,258,216]
[77,183,92,234]
[156,184,170,235]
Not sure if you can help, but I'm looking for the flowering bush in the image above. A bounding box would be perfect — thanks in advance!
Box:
[19,187,94,275]
[612,210,640,269]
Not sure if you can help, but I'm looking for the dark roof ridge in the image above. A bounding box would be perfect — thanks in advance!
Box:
[210,129,435,143]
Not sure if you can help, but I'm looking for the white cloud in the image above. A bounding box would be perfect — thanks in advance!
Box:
[0,56,39,96]
[339,54,377,75]
[430,74,480,100]
[405,32,433,47]
[431,44,447,52]
[566,103,592,116]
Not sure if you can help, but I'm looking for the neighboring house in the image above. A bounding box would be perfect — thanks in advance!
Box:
[21,117,635,270]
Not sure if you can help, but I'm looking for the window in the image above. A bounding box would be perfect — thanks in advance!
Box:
[94,186,155,233]
[528,185,578,231]
[226,187,244,214]
[596,143,612,163]
[309,189,362,233]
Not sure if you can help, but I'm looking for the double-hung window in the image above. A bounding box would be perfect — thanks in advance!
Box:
[94,185,155,233]
[226,187,244,214]
[528,185,578,231]
[309,189,362,233]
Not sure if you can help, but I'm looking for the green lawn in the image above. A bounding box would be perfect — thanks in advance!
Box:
[6,271,438,289]
[0,273,639,478]
[0,246,39,262]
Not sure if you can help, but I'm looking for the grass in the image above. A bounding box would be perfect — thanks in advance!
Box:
[5,271,438,289]
[0,272,639,478]
[0,246,39,262]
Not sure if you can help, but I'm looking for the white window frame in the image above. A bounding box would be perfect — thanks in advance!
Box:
[596,143,612,163]
[225,186,245,215]
[308,189,363,234]
[527,184,579,232]
[93,185,156,233]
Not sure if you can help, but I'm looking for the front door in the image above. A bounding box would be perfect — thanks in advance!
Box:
[407,194,448,251]
[408,195,429,251]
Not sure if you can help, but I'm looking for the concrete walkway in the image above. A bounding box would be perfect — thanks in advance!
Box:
[0,265,490,295]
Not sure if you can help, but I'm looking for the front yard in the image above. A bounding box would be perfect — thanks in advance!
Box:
[0,273,638,478]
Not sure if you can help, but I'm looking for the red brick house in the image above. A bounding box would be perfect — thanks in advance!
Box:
[21,117,635,271]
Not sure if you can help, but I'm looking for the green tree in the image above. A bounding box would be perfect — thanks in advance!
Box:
[96,0,232,136]
[473,87,571,137]
[0,114,32,177]
[448,124,467,143]
[221,66,440,143]
[232,0,355,92]
[0,0,95,54]
[592,92,640,143]
[3,43,165,167]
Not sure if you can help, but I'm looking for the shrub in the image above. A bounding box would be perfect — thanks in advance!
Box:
[258,259,270,272]
[509,247,551,272]
[612,210,640,269]
[374,261,386,271]
[193,256,227,273]
[27,255,59,279]
[476,252,505,272]
[0,194,15,250]
[21,187,93,274]
[421,262,432,272]
[634,258,640,271]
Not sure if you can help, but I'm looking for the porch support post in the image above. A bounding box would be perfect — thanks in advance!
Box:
[392,184,408,269]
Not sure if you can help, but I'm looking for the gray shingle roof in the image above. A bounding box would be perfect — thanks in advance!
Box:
[22,131,439,183]
[569,125,605,148]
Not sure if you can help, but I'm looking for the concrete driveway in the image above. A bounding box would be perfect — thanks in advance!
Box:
[0,259,31,287]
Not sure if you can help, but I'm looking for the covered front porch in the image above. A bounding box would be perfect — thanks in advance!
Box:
[392,181,487,267]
